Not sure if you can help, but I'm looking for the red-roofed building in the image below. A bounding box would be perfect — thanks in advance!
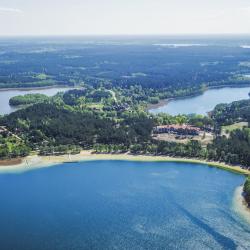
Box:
[153,124,200,136]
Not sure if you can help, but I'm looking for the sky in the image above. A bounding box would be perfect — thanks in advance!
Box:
[0,0,250,36]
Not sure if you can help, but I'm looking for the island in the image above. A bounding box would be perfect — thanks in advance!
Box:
[9,93,49,106]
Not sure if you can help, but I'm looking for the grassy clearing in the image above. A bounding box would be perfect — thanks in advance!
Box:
[222,122,248,134]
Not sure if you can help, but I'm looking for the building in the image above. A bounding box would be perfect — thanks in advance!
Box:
[153,124,200,136]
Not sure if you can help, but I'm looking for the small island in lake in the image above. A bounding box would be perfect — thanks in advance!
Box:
[9,93,49,106]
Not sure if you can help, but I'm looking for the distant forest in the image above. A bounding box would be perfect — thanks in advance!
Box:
[1,38,250,99]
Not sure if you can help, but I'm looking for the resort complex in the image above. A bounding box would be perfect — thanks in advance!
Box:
[153,124,201,136]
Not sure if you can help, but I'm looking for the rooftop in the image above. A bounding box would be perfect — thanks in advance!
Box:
[155,124,201,131]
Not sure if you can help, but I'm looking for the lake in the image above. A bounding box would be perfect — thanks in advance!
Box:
[0,160,249,250]
[1,86,250,116]
[0,87,73,115]
[149,86,250,115]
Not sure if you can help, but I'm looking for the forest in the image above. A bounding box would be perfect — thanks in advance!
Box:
[212,99,250,126]
[244,176,250,206]
[1,37,250,103]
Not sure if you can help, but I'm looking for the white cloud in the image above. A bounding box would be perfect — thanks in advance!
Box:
[0,7,23,14]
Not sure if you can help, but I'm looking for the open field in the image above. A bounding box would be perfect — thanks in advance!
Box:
[221,122,248,137]
[153,132,214,146]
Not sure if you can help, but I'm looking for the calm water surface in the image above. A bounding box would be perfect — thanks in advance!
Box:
[0,161,249,250]
[0,87,72,115]
[150,87,250,115]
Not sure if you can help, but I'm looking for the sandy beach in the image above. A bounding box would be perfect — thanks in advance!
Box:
[233,186,250,224]
[0,151,249,175]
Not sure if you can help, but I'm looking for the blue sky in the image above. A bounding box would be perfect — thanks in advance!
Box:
[0,0,250,36]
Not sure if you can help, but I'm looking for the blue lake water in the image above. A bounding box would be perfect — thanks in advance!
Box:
[0,160,249,250]
[149,87,250,115]
[1,86,250,116]
[0,87,73,115]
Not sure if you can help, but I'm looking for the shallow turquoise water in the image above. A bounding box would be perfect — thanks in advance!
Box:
[0,161,249,250]
[150,87,250,115]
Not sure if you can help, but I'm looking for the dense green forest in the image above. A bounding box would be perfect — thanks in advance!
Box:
[0,101,153,155]
[244,176,250,206]
[208,129,250,166]
[1,37,250,103]
[212,99,250,126]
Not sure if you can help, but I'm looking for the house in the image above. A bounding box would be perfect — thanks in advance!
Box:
[153,124,200,136]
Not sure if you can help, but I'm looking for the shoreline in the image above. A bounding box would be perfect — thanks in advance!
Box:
[1,152,250,224]
[147,84,250,112]
[0,151,249,175]
[233,186,250,224]
[0,85,77,92]
[0,158,22,166]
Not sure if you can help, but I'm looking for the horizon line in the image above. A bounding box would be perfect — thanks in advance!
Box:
[0,33,250,38]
